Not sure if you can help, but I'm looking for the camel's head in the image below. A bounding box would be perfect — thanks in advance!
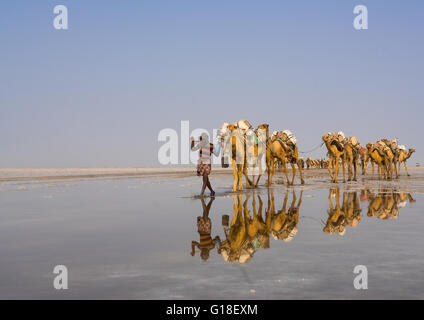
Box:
[217,123,230,141]
[323,222,346,236]
[366,143,374,151]
[409,148,416,154]
[217,122,238,145]
[322,133,331,143]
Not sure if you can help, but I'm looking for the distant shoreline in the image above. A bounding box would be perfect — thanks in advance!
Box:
[0,166,422,183]
[0,166,233,182]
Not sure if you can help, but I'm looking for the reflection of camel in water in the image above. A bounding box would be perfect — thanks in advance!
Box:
[190,197,221,261]
[270,188,302,242]
[324,188,362,236]
[219,193,270,264]
[219,189,303,264]
[364,189,416,220]
[219,194,248,263]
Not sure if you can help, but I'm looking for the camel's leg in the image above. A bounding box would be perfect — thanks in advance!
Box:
[378,163,383,180]
[232,159,237,192]
[353,157,358,181]
[266,157,271,186]
[269,158,275,185]
[393,160,398,179]
[243,161,253,188]
[231,195,238,226]
[238,164,244,190]
[404,161,410,176]
[371,162,375,178]
[328,158,335,183]
[341,157,346,183]
[255,155,263,187]
[297,159,305,184]
[281,160,291,185]
[334,157,340,183]
[250,160,256,188]
[347,158,352,181]
[290,162,296,185]
[398,162,401,177]
[328,189,334,210]
[365,158,369,175]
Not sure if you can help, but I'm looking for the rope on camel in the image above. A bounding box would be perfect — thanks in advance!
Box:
[299,142,325,154]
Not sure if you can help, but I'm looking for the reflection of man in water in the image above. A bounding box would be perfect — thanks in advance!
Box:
[191,197,220,261]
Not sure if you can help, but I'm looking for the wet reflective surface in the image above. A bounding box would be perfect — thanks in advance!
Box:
[0,171,423,299]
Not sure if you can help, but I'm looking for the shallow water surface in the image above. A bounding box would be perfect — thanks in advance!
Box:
[0,171,423,299]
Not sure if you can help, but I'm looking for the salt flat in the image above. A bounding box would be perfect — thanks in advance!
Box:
[0,167,423,299]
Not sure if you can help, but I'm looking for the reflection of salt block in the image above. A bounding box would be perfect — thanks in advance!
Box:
[222,215,229,227]
[398,201,407,208]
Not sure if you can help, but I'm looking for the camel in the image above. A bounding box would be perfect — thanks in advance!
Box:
[344,136,361,181]
[360,147,370,175]
[244,192,271,252]
[267,130,305,185]
[219,194,248,263]
[245,124,270,187]
[324,188,347,235]
[322,133,346,183]
[219,122,252,191]
[306,158,312,169]
[219,192,272,264]
[381,139,398,179]
[344,191,362,228]
[367,142,387,180]
[396,147,415,177]
[324,188,361,235]
[270,189,302,242]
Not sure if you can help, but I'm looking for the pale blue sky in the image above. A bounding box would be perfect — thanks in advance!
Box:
[1,1,423,167]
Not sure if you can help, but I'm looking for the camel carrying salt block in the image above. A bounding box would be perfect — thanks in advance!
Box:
[349,136,359,146]
[399,145,407,151]
[282,130,297,145]
[237,120,253,133]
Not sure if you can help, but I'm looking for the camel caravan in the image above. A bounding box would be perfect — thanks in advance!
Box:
[322,132,416,183]
[217,120,304,191]
[216,120,416,189]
